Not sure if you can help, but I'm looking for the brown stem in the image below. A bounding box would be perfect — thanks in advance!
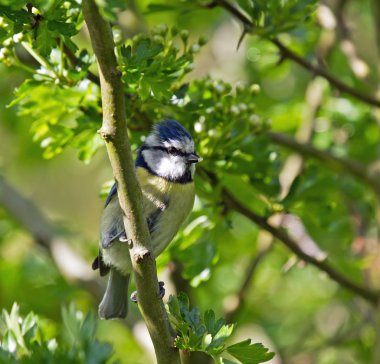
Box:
[82,1,180,363]
[222,189,380,305]
[267,131,380,196]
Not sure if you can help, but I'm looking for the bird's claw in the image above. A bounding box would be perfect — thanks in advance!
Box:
[158,281,165,299]
[130,290,138,303]
[130,281,166,303]
[119,234,131,244]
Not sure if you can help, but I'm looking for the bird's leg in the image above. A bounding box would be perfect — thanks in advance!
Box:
[130,281,165,303]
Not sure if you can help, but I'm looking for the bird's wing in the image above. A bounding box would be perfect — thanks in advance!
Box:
[105,182,117,207]
[92,250,110,276]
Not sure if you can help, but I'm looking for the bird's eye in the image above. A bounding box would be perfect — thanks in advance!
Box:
[167,147,179,155]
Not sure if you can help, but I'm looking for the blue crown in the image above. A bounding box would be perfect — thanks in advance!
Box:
[155,119,192,142]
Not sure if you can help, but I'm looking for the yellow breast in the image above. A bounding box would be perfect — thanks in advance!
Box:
[136,167,195,255]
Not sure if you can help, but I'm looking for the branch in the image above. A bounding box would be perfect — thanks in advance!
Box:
[82,2,180,363]
[334,1,369,80]
[268,131,366,177]
[0,175,103,298]
[61,41,100,85]
[222,189,380,305]
[372,0,380,63]
[209,0,380,108]
[267,131,380,196]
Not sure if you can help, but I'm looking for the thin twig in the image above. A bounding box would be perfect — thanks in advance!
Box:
[209,0,380,108]
[82,1,180,363]
[224,244,273,323]
[222,189,380,305]
[61,41,100,85]
[267,131,380,196]
[268,131,366,177]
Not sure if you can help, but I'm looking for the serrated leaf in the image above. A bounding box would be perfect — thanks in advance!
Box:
[204,310,215,335]
[0,5,32,24]
[35,20,56,56]
[226,340,275,364]
[167,295,182,320]
[135,39,163,62]
[207,324,234,351]
[177,292,190,314]
[183,307,201,330]
[48,20,77,36]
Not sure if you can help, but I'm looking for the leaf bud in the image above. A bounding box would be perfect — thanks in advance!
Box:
[190,43,200,53]
[180,30,189,42]
[153,24,168,37]
[112,26,123,45]
[198,36,207,46]
[249,84,261,94]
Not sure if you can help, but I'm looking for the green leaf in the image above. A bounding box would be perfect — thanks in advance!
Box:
[204,310,216,335]
[47,20,77,36]
[220,359,238,364]
[226,340,275,364]
[207,323,234,351]
[0,5,32,24]
[167,295,182,321]
[2,330,17,353]
[35,20,56,57]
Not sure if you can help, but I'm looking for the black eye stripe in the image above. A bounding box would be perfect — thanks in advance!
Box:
[142,145,188,157]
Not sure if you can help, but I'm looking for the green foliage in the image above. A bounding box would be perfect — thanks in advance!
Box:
[146,0,317,37]
[1,1,380,364]
[0,303,113,364]
[0,1,81,60]
[118,25,200,101]
[167,293,274,363]
[170,212,218,287]
[236,0,317,35]
[8,79,102,161]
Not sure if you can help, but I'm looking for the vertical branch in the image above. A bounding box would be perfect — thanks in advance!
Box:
[81,1,180,363]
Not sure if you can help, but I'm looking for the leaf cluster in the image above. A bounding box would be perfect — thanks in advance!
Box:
[0,303,113,364]
[118,25,201,101]
[167,293,275,364]
[235,0,317,36]
[0,0,81,63]
[145,0,317,37]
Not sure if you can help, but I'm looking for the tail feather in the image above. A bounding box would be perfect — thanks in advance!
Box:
[99,268,130,319]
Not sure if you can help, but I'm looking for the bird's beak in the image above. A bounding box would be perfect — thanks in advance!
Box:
[187,152,202,164]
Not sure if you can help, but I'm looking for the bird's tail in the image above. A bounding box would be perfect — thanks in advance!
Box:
[99,268,130,320]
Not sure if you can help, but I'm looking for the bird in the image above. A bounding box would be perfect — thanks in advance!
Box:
[92,119,201,319]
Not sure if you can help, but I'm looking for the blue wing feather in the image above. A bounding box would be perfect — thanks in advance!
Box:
[105,183,117,207]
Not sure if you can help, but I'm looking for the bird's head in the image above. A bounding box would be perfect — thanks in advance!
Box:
[136,119,201,183]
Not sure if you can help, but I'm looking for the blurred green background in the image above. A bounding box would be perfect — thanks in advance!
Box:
[1,0,380,363]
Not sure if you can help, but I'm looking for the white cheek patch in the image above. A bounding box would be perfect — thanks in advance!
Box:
[156,155,186,180]
[142,150,187,180]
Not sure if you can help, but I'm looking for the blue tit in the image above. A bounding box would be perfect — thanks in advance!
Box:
[92,119,201,319]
